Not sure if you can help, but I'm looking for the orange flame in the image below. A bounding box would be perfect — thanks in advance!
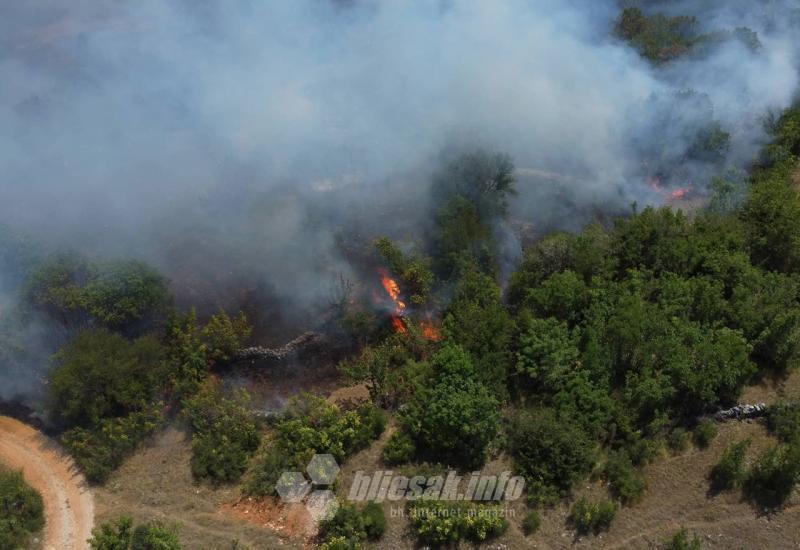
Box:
[379,268,407,334]
[421,319,442,341]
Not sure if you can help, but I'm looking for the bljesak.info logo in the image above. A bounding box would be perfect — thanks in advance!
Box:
[276,453,525,526]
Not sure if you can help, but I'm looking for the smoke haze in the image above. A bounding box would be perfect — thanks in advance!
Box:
[1,1,799,399]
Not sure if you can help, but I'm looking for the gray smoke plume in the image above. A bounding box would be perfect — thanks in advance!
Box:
[0,1,799,399]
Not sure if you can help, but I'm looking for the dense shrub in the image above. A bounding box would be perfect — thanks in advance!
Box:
[361,502,387,541]
[61,406,164,484]
[667,428,691,453]
[49,330,168,429]
[744,443,800,507]
[25,254,170,332]
[318,502,386,548]
[0,467,44,549]
[522,510,541,536]
[667,528,703,550]
[605,450,647,505]
[183,381,261,483]
[88,516,180,549]
[709,439,750,492]
[509,409,596,504]
[245,395,385,497]
[407,500,508,546]
[399,344,501,469]
[568,497,616,535]
[693,421,717,449]
[382,431,416,466]
[766,402,800,443]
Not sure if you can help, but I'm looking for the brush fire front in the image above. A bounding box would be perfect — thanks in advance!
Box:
[377,268,441,341]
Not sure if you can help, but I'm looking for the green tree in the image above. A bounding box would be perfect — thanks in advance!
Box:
[49,330,167,429]
[515,316,579,394]
[0,467,44,549]
[183,380,261,483]
[399,345,501,469]
[442,269,513,396]
[88,517,180,550]
[509,409,596,504]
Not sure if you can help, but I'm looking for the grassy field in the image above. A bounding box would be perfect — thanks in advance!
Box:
[94,372,800,549]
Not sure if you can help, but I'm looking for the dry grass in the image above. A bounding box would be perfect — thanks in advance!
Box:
[93,427,302,550]
[94,375,800,549]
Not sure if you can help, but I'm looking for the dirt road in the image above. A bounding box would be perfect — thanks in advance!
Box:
[0,416,94,550]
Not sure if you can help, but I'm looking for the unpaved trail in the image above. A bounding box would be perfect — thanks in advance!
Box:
[0,416,94,550]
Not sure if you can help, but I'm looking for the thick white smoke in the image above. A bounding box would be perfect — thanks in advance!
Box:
[0,0,797,372]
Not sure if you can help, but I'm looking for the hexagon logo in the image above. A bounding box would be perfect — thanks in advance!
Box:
[276,471,311,503]
[276,454,342,529]
[306,453,340,485]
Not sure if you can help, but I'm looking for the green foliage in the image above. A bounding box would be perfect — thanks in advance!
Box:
[741,169,800,273]
[25,254,170,331]
[374,238,433,306]
[245,396,385,497]
[0,467,44,550]
[361,502,387,541]
[164,309,252,398]
[442,269,513,396]
[201,310,252,364]
[407,500,508,546]
[317,501,386,548]
[433,196,496,279]
[183,380,261,483]
[616,8,700,63]
[89,516,181,550]
[605,450,647,505]
[522,510,541,536]
[515,316,579,394]
[509,409,595,504]
[568,497,616,535]
[667,528,703,550]
[766,402,800,443]
[382,431,416,466]
[744,442,800,508]
[49,330,168,429]
[340,335,429,409]
[693,421,717,449]
[398,344,501,469]
[61,405,164,484]
[667,428,691,453]
[432,149,516,219]
[709,439,750,492]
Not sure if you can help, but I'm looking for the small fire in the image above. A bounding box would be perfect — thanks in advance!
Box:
[421,318,442,341]
[377,268,440,339]
[379,268,407,333]
[648,176,691,202]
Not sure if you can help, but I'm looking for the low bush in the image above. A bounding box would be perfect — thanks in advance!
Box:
[605,450,647,505]
[382,431,416,465]
[183,381,261,483]
[568,497,616,535]
[667,428,691,453]
[509,408,596,504]
[667,527,703,550]
[245,395,386,497]
[61,406,164,484]
[407,500,508,546]
[522,510,541,536]
[88,516,180,549]
[318,502,387,548]
[744,443,800,508]
[693,421,717,449]
[708,439,750,492]
[766,402,800,443]
[0,467,44,549]
[361,502,387,541]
